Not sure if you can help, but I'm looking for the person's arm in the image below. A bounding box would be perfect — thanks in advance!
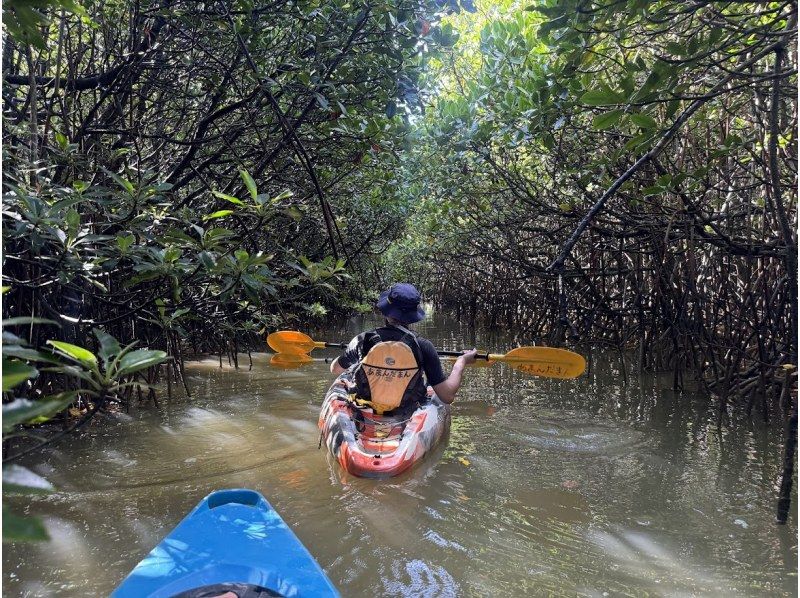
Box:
[329,333,363,376]
[432,350,477,404]
[330,357,346,376]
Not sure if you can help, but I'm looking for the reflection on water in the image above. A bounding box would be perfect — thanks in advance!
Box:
[3,313,797,597]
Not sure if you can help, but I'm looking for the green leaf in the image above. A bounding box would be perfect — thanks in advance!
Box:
[2,359,38,390]
[66,209,80,234]
[642,186,665,196]
[213,191,244,206]
[313,92,329,109]
[2,393,76,432]
[116,350,168,377]
[3,507,49,542]
[666,99,681,119]
[283,207,303,222]
[3,465,54,494]
[163,247,182,262]
[46,341,97,367]
[630,113,659,130]
[592,110,624,130]
[665,42,685,56]
[1,346,60,364]
[102,168,135,193]
[198,251,216,269]
[40,365,97,387]
[2,317,59,327]
[271,190,294,204]
[624,132,654,151]
[633,70,663,100]
[93,328,121,364]
[3,331,25,345]
[203,210,234,221]
[116,235,135,252]
[580,90,624,106]
[239,170,258,201]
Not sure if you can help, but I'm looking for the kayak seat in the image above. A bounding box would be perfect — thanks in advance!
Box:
[351,408,408,443]
[171,582,284,598]
[207,489,261,509]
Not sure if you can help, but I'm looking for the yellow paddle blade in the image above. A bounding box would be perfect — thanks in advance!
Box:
[269,353,314,369]
[267,331,321,354]
[469,358,495,368]
[491,347,585,379]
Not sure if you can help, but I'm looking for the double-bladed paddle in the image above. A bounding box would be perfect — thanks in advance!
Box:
[267,330,586,379]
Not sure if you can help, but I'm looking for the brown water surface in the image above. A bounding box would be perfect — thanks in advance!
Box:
[3,313,797,596]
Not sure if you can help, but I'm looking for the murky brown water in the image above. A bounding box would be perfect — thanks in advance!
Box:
[3,313,798,596]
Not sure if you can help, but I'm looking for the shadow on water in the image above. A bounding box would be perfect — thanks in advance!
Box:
[3,312,797,597]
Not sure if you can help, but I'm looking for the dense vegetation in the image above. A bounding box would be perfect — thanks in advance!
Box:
[396,0,797,412]
[3,0,466,359]
[397,0,798,518]
[2,0,471,537]
[388,0,797,522]
[2,0,797,534]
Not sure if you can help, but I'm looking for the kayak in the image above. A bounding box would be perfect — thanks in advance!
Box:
[318,372,451,478]
[112,489,339,598]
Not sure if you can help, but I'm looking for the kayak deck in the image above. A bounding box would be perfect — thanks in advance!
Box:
[112,489,339,598]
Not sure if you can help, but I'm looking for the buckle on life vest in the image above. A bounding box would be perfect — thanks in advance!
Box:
[347,393,387,415]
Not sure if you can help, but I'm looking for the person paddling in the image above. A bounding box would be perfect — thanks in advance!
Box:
[329,283,477,409]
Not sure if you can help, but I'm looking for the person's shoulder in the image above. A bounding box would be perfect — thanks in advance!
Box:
[346,330,371,350]
[353,328,379,339]
[417,337,439,354]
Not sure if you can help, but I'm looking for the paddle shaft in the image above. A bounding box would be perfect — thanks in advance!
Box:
[437,350,494,360]
[315,342,484,359]
[273,355,334,364]
[313,341,347,350]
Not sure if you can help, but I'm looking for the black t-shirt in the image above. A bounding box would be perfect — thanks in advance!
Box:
[337,326,447,387]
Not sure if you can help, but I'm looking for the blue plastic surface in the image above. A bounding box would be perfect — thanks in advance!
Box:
[112,489,340,598]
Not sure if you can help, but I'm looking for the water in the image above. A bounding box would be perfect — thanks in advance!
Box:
[3,313,797,596]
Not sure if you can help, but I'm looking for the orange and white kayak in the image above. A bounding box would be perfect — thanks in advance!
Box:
[318,373,450,478]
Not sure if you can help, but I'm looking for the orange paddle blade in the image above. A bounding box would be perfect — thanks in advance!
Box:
[490,347,585,379]
[267,330,321,354]
[269,353,314,369]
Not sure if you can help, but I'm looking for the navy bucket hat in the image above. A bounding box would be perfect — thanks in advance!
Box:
[376,283,426,324]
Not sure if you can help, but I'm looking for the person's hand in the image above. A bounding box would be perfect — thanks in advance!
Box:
[459,349,478,366]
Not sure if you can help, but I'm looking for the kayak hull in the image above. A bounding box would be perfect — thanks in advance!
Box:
[318,374,451,478]
[112,489,339,598]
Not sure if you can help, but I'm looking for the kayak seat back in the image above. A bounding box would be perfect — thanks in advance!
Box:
[357,341,420,414]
